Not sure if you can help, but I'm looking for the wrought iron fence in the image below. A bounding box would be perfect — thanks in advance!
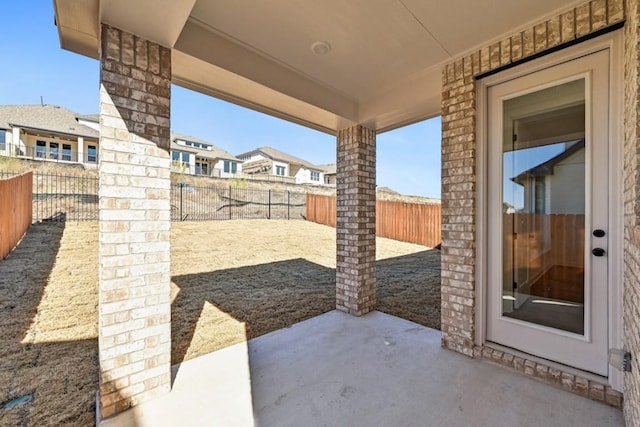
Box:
[0,171,98,221]
[0,171,306,223]
[171,182,306,221]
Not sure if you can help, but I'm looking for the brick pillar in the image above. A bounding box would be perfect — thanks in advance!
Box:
[440,65,477,357]
[98,25,172,419]
[336,124,376,315]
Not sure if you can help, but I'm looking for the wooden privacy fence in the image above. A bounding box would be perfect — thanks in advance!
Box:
[0,173,33,259]
[306,194,442,247]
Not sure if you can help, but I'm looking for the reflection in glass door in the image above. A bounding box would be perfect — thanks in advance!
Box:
[501,79,585,335]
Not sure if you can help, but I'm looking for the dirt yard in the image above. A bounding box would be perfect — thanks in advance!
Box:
[0,220,440,426]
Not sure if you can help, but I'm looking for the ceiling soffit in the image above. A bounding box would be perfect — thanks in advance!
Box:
[54,0,582,133]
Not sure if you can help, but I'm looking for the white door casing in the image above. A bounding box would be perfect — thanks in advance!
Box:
[484,49,610,376]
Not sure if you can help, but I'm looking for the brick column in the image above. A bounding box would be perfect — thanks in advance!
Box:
[336,124,376,315]
[98,25,172,419]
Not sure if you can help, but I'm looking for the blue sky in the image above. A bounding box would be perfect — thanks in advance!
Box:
[0,2,441,198]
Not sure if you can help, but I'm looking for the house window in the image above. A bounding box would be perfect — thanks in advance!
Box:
[182,152,189,164]
[310,171,320,181]
[275,165,286,176]
[172,151,180,162]
[223,161,238,173]
[62,144,72,161]
[87,145,97,163]
[201,162,208,175]
[36,140,46,158]
[0,131,5,151]
[534,178,546,214]
[49,142,59,159]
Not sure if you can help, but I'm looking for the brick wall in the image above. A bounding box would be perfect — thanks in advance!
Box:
[440,0,632,412]
[623,0,640,424]
[336,125,376,316]
[98,25,172,419]
[440,0,624,357]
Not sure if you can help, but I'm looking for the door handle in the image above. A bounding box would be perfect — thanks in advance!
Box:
[592,248,606,257]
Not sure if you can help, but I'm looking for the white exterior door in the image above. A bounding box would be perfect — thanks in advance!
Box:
[486,49,610,376]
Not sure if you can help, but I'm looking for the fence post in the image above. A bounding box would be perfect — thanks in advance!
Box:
[229,186,232,220]
[180,183,183,221]
[268,189,271,219]
[287,191,290,220]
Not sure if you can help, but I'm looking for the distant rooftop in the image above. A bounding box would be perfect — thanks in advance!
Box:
[318,163,336,174]
[171,133,240,161]
[0,105,99,139]
[237,146,323,170]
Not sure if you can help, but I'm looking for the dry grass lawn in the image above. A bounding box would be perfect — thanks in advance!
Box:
[0,220,440,426]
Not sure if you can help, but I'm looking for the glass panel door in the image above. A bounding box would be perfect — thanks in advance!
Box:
[501,79,586,335]
[485,48,610,376]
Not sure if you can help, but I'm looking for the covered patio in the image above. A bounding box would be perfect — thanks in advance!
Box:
[52,0,639,425]
[103,311,622,426]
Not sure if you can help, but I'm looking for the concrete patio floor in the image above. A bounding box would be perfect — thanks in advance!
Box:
[101,310,623,427]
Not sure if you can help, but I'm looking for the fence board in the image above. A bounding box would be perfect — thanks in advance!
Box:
[0,173,33,259]
[306,194,442,247]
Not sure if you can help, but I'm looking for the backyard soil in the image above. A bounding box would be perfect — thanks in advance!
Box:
[0,220,440,426]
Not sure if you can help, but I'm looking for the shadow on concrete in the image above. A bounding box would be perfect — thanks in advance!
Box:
[0,223,98,426]
[170,249,441,368]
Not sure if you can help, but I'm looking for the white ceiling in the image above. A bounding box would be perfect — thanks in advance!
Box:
[54,0,580,134]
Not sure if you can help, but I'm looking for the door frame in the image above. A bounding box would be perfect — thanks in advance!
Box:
[475,31,623,390]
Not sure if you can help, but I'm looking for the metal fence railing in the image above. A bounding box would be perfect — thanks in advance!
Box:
[171,182,306,221]
[0,171,306,223]
[0,171,98,222]
[1,143,99,165]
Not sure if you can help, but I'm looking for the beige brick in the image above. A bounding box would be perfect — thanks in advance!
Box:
[575,3,591,37]
[511,33,523,61]
[335,125,377,315]
[534,22,548,52]
[561,10,576,42]
[547,16,561,47]
[590,0,608,30]
[98,24,172,420]
[607,0,624,23]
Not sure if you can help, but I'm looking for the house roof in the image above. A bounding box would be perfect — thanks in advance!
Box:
[76,113,100,122]
[0,105,99,139]
[236,146,322,170]
[512,139,585,184]
[318,163,336,175]
[171,133,240,161]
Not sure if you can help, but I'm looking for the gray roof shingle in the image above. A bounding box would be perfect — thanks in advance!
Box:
[236,146,322,170]
[0,105,99,139]
[171,133,240,161]
[318,163,336,174]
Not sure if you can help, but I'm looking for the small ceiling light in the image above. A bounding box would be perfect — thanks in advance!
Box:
[311,41,331,55]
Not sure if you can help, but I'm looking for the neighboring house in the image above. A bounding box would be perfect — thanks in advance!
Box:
[319,163,336,185]
[171,133,242,178]
[0,105,99,166]
[237,146,326,185]
[511,140,585,215]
